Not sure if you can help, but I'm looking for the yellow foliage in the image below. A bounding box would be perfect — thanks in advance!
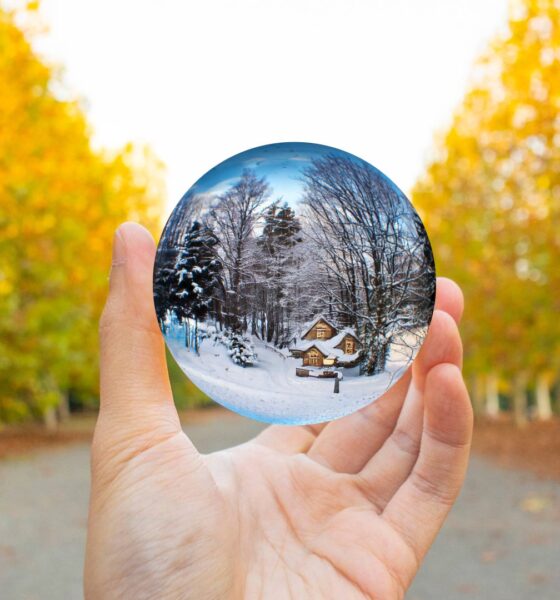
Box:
[0,4,165,421]
[413,0,560,382]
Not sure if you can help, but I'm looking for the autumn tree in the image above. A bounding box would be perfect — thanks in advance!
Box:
[0,4,164,425]
[413,0,560,421]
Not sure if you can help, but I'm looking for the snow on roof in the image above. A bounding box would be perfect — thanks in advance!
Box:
[335,350,361,364]
[291,340,337,357]
[300,314,338,338]
[291,343,361,365]
[328,328,360,348]
[291,327,359,352]
[291,336,360,360]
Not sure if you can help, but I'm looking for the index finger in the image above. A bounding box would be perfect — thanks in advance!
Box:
[381,363,473,561]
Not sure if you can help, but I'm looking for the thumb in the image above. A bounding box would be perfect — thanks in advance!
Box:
[96,222,182,455]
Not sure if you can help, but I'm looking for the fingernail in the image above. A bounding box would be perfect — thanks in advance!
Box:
[112,227,127,266]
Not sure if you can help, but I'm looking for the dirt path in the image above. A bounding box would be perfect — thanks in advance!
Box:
[1,413,559,599]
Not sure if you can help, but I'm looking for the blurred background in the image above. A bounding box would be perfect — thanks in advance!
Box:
[0,0,559,599]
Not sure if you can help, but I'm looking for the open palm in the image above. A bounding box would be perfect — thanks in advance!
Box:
[85,223,472,600]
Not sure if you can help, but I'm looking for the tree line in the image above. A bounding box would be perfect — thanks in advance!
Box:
[0,5,164,426]
[413,0,560,423]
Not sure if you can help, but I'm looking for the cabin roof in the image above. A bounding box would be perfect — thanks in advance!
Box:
[292,326,358,350]
[299,342,361,363]
[330,328,360,348]
[300,343,330,358]
[293,333,359,359]
[299,314,338,338]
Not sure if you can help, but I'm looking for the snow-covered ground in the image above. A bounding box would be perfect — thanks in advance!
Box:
[165,323,424,425]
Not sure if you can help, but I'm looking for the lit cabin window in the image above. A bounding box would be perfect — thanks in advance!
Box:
[316,328,326,338]
[345,339,353,354]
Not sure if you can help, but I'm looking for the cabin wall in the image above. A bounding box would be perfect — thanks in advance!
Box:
[303,349,325,367]
[335,334,359,354]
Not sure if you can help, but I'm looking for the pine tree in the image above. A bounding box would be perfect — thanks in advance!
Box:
[256,201,302,345]
[153,246,178,331]
[227,332,257,367]
[173,221,222,351]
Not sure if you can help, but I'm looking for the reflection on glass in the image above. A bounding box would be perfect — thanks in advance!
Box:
[154,142,435,424]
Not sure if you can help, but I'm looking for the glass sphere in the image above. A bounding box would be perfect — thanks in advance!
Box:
[154,142,435,424]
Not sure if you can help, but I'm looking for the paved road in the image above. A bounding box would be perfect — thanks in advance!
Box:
[1,413,559,599]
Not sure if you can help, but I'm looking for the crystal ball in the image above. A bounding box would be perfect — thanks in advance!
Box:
[154,142,435,424]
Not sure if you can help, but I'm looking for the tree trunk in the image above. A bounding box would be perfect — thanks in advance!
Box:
[43,406,58,431]
[485,372,500,418]
[535,372,552,421]
[512,373,528,428]
[470,374,485,416]
[57,390,71,421]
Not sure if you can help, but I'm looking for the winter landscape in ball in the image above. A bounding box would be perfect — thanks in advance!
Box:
[154,143,435,424]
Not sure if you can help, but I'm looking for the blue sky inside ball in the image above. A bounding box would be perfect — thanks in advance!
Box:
[184,142,371,209]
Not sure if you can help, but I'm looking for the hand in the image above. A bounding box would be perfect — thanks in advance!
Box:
[85,222,473,600]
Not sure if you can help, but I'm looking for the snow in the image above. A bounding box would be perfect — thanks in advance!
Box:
[177,269,189,283]
[165,321,424,425]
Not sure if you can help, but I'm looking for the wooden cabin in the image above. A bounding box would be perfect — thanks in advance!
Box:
[290,316,362,375]
[333,332,359,355]
[302,345,329,367]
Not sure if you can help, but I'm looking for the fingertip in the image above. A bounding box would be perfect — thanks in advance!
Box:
[435,277,464,324]
[116,221,156,260]
[102,221,160,333]
[424,363,473,447]
[413,310,463,386]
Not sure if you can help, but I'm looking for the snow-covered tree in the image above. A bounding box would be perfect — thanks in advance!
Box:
[226,332,257,367]
[210,169,269,332]
[153,245,179,331]
[173,221,222,351]
[254,201,303,345]
[301,154,435,375]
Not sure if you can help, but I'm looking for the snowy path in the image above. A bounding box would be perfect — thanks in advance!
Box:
[166,325,411,424]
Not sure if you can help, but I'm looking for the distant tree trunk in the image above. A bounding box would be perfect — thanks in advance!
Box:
[512,373,528,428]
[43,406,58,431]
[251,308,258,336]
[535,372,552,421]
[485,372,500,418]
[57,390,71,421]
[470,374,485,416]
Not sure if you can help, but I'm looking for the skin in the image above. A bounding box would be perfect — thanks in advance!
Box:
[85,222,473,600]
